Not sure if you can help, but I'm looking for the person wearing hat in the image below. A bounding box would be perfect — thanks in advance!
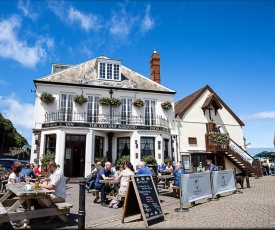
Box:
[197,162,205,173]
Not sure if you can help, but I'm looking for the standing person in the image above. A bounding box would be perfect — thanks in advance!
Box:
[262,160,270,175]
[116,161,135,195]
[8,163,25,184]
[136,161,152,175]
[206,159,218,171]
[39,161,66,223]
[197,162,205,172]
[94,162,114,207]
[172,162,186,186]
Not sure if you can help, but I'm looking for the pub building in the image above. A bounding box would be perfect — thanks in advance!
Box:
[30,50,177,177]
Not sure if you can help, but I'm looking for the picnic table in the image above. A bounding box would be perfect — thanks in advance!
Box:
[0,182,72,226]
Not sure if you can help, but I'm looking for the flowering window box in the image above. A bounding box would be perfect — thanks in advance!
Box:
[132,99,144,107]
[40,92,55,104]
[161,101,172,110]
[74,94,88,105]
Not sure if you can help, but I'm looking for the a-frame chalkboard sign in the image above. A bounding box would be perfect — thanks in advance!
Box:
[121,174,164,228]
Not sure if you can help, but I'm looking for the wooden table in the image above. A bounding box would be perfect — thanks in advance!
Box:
[0,182,72,226]
[99,180,121,200]
[157,175,174,189]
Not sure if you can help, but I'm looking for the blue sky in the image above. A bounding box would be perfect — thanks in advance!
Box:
[0,0,274,150]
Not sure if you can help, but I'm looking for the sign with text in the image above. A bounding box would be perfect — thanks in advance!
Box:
[122,174,164,228]
[181,172,212,205]
[211,169,236,195]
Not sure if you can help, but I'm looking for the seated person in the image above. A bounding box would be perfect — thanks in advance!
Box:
[166,162,173,173]
[172,162,186,187]
[197,162,205,172]
[94,162,114,207]
[205,159,218,171]
[136,161,152,175]
[21,163,36,179]
[33,164,42,176]
[158,162,166,173]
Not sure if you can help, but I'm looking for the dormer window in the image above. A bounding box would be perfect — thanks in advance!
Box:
[96,57,121,81]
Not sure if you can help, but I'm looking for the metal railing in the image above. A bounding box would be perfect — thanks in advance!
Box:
[44,111,170,128]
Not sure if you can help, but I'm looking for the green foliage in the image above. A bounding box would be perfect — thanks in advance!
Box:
[161,101,172,110]
[116,155,130,166]
[164,156,172,164]
[94,156,107,165]
[141,155,157,165]
[132,98,144,107]
[208,132,229,144]
[40,152,55,168]
[40,92,55,104]
[99,97,122,106]
[0,113,28,149]
[74,94,88,105]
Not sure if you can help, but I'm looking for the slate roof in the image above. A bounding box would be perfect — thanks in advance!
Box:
[34,56,175,94]
[175,85,245,126]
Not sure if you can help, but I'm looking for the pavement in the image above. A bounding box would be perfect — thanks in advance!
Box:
[2,176,275,229]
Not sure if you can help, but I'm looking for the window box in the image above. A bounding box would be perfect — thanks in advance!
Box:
[99,97,122,106]
[74,94,88,105]
[161,101,172,110]
[132,98,144,107]
[40,92,55,104]
[208,132,229,144]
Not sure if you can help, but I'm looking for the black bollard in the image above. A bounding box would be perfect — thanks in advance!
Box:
[245,167,250,188]
[78,180,86,230]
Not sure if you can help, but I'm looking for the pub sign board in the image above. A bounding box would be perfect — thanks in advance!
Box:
[121,174,164,228]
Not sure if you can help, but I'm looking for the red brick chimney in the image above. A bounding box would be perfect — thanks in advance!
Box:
[150,49,160,84]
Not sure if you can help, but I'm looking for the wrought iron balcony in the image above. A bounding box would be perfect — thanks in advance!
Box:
[44,110,170,130]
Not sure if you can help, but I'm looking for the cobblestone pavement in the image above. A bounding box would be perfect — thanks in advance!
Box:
[2,176,275,229]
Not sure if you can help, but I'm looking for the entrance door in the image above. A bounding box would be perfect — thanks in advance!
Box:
[72,146,84,177]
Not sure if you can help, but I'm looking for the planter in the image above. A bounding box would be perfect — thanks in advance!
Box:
[40,92,55,104]
[161,101,172,110]
[74,94,88,105]
[99,97,122,106]
[132,99,144,107]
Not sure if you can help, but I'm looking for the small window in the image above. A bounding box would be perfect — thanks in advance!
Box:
[188,137,197,145]
[96,58,121,81]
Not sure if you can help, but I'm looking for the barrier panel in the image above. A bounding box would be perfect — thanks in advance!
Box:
[180,172,212,205]
[211,169,236,195]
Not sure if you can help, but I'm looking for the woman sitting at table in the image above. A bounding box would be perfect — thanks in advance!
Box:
[33,163,42,176]
[7,163,25,184]
[108,161,135,209]
[166,162,174,173]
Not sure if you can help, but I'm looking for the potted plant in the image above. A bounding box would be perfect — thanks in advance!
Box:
[94,156,107,165]
[161,101,172,110]
[40,151,55,169]
[142,155,158,166]
[132,98,144,107]
[208,133,229,144]
[99,97,110,106]
[40,92,55,104]
[164,156,172,164]
[74,94,88,105]
[109,98,122,106]
[116,155,130,166]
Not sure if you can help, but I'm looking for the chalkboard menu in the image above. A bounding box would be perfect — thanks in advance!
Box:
[122,174,164,228]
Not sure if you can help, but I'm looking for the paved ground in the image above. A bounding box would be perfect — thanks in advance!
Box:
[2,176,275,229]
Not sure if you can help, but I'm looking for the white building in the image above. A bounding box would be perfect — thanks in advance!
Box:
[30,50,177,177]
[175,85,261,176]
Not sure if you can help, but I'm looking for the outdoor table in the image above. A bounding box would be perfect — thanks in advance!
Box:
[0,182,71,226]
[157,175,174,189]
[99,180,120,199]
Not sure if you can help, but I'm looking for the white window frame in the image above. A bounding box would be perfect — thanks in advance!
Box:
[60,93,74,121]
[87,95,99,122]
[97,58,121,81]
[121,98,133,124]
[144,99,156,125]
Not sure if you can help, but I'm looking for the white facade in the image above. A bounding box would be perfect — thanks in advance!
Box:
[31,53,177,177]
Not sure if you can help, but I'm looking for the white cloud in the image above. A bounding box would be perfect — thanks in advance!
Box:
[109,5,137,38]
[49,2,102,32]
[68,7,101,32]
[0,16,49,68]
[0,95,34,144]
[17,0,38,21]
[140,4,155,33]
[241,111,275,121]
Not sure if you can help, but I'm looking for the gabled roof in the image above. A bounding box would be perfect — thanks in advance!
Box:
[34,56,176,94]
[201,93,223,116]
[175,85,245,126]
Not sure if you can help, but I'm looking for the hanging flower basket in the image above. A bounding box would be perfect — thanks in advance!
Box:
[208,133,229,144]
[99,97,122,106]
[40,92,55,104]
[132,98,144,107]
[161,101,172,110]
[74,94,88,105]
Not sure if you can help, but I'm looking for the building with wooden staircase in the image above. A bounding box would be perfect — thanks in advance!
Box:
[174,85,261,177]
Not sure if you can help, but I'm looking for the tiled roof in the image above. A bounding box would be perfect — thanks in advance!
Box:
[175,85,245,126]
[34,57,175,94]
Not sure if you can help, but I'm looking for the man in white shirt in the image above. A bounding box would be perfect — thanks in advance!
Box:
[39,161,66,223]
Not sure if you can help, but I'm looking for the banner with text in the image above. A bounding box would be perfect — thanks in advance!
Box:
[211,169,236,195]
[181,172,212,205]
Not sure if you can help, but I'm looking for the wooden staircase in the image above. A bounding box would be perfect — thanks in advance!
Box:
[225,138,262,177]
